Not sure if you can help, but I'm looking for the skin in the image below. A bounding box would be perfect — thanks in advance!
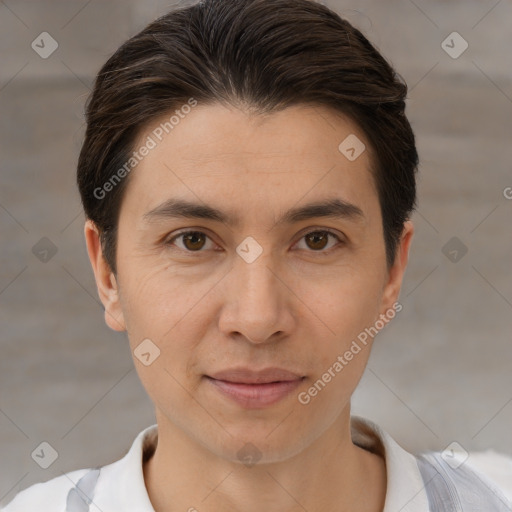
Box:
[85,102,413,512]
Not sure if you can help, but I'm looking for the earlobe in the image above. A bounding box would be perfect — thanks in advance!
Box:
[380,220,414,315]
[84,220,126,332]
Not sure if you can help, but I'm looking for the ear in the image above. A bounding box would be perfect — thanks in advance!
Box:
[84,219,126,332]
[379,220,414,315]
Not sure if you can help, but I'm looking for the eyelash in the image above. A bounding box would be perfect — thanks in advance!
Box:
[164,229,345,255]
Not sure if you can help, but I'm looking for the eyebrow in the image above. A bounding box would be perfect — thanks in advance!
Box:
[142,197,365,228]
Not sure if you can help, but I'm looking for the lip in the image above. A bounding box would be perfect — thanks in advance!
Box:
[207,367,304,384]
[205,367,305,409]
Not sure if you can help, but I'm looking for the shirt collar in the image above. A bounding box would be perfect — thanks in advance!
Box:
[351,415,429,512]
[93,416,429,512]
[93,424,158,511]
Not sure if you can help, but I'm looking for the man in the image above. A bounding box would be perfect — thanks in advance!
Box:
[3,0,511,510]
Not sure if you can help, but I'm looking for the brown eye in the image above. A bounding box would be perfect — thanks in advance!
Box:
[166,231,214,252]
[165,229,343,255]
[295,230,343,253]
[182,232,206,251]
[305,231,329,250]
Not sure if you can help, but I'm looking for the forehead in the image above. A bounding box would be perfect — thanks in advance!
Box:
[122,103,377,222]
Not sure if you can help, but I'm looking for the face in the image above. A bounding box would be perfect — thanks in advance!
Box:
[86,102,413,464]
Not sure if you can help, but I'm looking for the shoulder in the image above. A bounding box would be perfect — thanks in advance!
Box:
[0,468,92,511]
[464,449,512,502]
[1,424,157,512]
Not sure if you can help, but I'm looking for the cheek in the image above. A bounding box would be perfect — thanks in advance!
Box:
[121,263,210,408]
[304,265,385,340]
[299,265,385,400]
[118,256,219,369]
[117,262,167,337]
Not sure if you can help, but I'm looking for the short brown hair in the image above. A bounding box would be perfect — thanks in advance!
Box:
[77,0,419,274]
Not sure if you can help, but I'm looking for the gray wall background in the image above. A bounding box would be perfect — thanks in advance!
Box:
[1,0,511,504]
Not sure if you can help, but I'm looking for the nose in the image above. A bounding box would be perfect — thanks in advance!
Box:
[217,250,295,344]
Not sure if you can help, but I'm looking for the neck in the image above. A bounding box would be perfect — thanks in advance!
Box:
[143,410,386,512]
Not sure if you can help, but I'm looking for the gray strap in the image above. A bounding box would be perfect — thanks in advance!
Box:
[65,468,101,512]
[416,453,512,511]
[416,454,460,511]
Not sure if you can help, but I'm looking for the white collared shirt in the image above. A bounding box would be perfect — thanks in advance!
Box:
[2,416,511,512]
